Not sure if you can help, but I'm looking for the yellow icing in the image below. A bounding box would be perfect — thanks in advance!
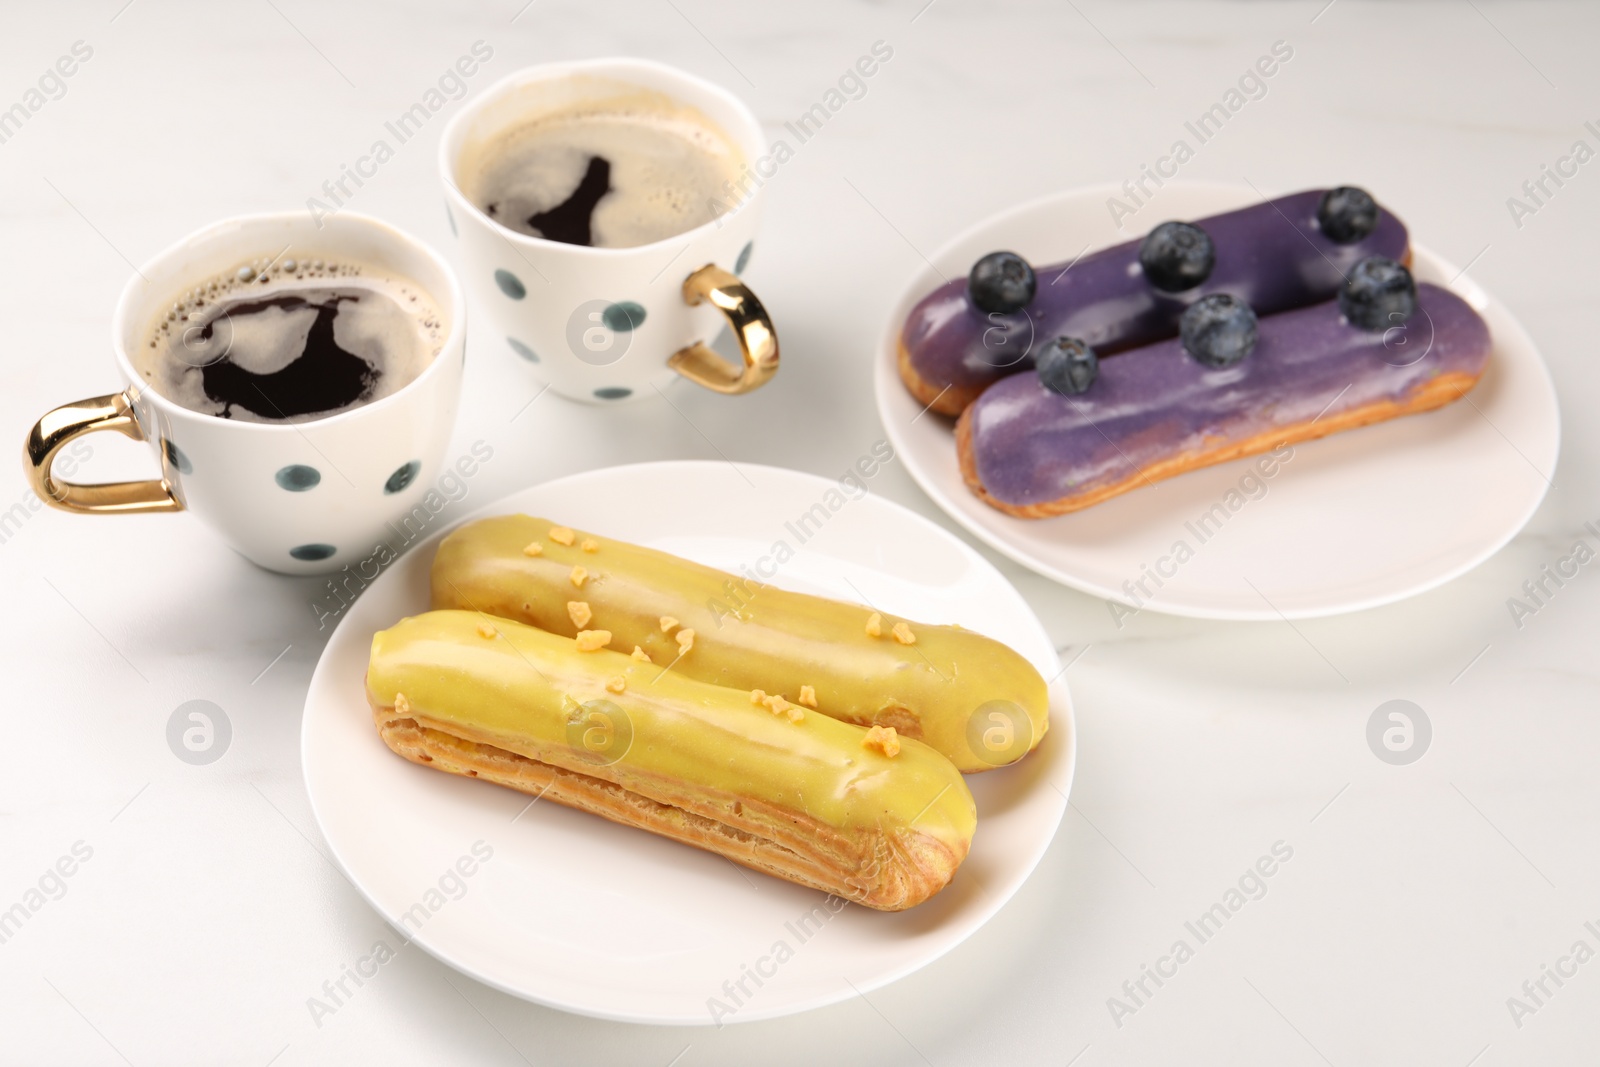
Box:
[430,514,1051,772]
[367,610,976,844]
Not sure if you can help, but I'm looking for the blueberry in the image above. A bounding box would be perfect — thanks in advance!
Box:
[1180,293,1258,367]
[1036,336,1099,396]
[1139,221,1215,293]
[1317,186,1379,244]
[1340,256,1416,330]
[968,251,1036,314]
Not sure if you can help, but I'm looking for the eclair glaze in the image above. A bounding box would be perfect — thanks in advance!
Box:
[431,515,1050,773]
[958,282,1491,517]
[899,189,1410,415]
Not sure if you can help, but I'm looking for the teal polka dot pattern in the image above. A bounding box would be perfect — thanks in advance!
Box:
[494,269,527,300]
[594,387,633,400]
[735,241,753,275]
[290,543,336,561]
[162,438,192,475]
[507,337,539,362]
[384,461,421,494]
[602,302,646,332]
[275,465,321,492]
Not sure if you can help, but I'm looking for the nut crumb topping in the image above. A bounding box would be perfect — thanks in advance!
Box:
[798,685,818,708]
[863,725,900,758]
[581,538,598,553]
[521,541,543,557]
[476,621,498,639]
[865,612,882,637]
[393,692,411,714]
[676,628,695,654]
[755,693,802,722]
[892,622,916,645]
[631,646,651,663]
[570,565,587,587]
[567,601,592,628]
[605,675,626,694]
[660,615,679,633]
[575,629,611,652]
[549,526,575,546]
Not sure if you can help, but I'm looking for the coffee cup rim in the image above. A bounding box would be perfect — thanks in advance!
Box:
[439,57,765,257]
[112,210,466,433]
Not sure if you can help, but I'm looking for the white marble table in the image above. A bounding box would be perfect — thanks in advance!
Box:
[4,1,1596,1063]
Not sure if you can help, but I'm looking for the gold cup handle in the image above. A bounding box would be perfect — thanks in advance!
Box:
[24,389,182,514]
[668,264,779,394]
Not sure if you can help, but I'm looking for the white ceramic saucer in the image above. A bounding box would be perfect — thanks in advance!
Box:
[301,461,1074,1024]
[875,183,1560,620]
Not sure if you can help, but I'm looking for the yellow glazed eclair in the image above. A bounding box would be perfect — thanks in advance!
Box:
[367,610,977,911]
[430,515,1050,773]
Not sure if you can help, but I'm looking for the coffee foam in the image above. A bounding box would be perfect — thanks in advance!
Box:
[136,256,445,424]
[463,88,745,248]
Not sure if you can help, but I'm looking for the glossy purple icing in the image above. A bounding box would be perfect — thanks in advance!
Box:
[902,190,1409,404]
[965,283,1490,509]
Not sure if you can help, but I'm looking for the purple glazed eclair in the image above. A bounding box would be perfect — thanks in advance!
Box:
[899,189,1409,415]
[955,281,1490,518]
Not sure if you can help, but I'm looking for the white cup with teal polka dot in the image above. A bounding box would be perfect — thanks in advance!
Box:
[24,211,466,575]
[440,59,778,404]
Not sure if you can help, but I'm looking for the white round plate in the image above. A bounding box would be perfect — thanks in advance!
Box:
[875,183,1560,620]
[302,461,1074,1025]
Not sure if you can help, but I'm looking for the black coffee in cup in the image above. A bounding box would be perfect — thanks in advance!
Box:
[462,85,744,249]
[136,257,445,423]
